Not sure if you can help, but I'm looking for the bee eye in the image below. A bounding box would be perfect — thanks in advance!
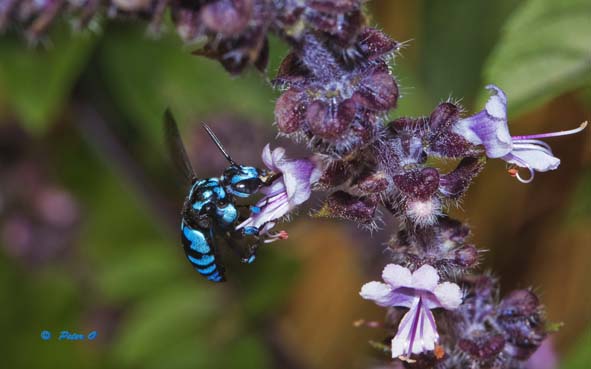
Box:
[233,178,261,194]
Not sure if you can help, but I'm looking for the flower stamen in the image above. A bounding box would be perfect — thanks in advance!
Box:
[511,121,587,140]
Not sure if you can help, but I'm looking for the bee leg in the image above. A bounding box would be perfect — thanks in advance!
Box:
[236,204,262,214]
[240,226,260,237]
[239,220,288,242]
[227,233,258,264]
[260,172,281,187]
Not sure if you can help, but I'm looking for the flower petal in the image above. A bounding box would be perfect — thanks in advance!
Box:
[260,177,287,196]
[276,158,320,205]
[502,145,561,172]
[236,192,290,229]
[382,264,412,289]
[390,298,420,359]
[391,297,439,359]
[411,265,439,292]
[433,282,463,310]
[359,281,394,307]
[453,85,513,158]
[261,144,275,170]
[271,146,286,166]
[484,84,507,119]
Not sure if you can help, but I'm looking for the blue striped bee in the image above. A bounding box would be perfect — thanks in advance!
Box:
[164,110,275,282]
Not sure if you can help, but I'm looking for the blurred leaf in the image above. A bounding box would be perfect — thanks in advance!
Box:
[561,327,591,369]
[142,339,213,369]
[96,242,182,303]
[390,62,436,118]
[217,334,271,369]
[483,0,591,115]
[77,173,165,263]
[97,24,277,145]
[0,24,95,133]
[113,282,219,367]
[238,247,300,318]
[0,267,97,369]
[420,0,517,106]
[565,170,591,223]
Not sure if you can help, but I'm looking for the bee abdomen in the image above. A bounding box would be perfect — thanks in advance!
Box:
[181,224,225,282]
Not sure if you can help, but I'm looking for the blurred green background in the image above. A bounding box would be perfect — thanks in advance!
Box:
[0,1,589,369]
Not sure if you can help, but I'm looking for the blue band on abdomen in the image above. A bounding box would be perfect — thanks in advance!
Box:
[182,226,210,254]
[196,264,217,275]
[188,254,215,266]
[207,272,222,282]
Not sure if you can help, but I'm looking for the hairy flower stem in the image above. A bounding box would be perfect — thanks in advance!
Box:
[298,33,343,81]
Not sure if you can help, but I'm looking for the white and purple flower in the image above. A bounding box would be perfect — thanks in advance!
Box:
[360,264,462,361]
[236,144,322,242]
[453,85,587,183]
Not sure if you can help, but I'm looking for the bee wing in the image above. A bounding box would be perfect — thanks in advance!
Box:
[164,109,197,183]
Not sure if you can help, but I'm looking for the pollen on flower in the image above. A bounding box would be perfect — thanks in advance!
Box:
[434,344,446,359]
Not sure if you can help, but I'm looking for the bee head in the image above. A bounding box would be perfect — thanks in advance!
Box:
[223,165,264,198]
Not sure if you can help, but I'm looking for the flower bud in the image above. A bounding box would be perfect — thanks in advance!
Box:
[497,290,546,361]
[393,168,440,200]
[429,102,460,134]
[498,290,541,319]
[318,191,378,224]
[425,102,477,159]
[305,0,364,45]
[307,99,356,139]
[354,170,391,194]
[273,52,310,87]
[458,332,505,361]
[453,245,479,268]
[318,160,351,189]
[201,0,253,36]
[438,216,470,243]
[275,89,308,134]
[356,27,398,61]
[352,68,398,112]
[439,156,486,199]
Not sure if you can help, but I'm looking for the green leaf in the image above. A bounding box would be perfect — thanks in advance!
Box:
[0,23,95,133]
[216,334,272,369]
[483,0,591,115]
[237,247,300,317]
[565,170,591,223]
[112,282,219,367]
[419,0,517,106]
[95,242,183,303]
[561,326,591,369]
[97,24,277,145]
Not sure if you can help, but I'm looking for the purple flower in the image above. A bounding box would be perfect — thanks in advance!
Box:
[360,264,462,361]
[236,144,322,241]
[526,339,558,369]
[453,85,587,183]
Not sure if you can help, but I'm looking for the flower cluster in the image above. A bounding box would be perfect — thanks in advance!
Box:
[455,276,547,369]
[4,1,587,368]
[274,28,399,155]
[1,0,371,75]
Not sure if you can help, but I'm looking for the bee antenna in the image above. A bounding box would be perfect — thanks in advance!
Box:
[203,124,236,165]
